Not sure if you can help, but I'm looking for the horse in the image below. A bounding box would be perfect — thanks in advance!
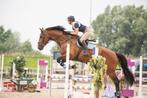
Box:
[38,25,134,98]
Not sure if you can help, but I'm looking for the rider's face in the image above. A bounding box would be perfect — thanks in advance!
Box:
[67,20,72,25]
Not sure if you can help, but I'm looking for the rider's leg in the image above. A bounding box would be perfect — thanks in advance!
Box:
[79,28,91,47]
[80,28,91,42]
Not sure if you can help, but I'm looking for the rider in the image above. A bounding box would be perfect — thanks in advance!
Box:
[67,15,91,48]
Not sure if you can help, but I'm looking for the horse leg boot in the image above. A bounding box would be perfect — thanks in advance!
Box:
[109,72,120,98]
[57,56,74,69]
[57,57,65,68]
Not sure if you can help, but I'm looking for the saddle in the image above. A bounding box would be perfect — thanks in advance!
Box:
[77,37,97,50]
[64,31,97,50]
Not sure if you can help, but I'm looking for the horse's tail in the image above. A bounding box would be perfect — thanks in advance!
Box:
[116,53,135,86]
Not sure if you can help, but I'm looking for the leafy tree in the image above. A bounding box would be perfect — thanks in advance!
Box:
[19,40,33,53]
[4,32,20,52]
[92,5,147,56]
[0,26,20,53]
[0,26,33,54]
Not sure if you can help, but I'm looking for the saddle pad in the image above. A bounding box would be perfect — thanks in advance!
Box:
[87,42,97,49]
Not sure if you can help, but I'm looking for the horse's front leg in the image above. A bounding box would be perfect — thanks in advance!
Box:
[57,56,76,69]
[57,56,66,68]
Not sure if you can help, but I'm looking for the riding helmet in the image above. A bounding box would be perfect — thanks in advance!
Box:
[67,16,75,22]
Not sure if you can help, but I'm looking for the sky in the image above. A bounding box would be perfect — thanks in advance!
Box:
[0,0,147,55]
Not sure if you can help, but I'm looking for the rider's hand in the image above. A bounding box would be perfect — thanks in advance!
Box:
[72,31,78,35]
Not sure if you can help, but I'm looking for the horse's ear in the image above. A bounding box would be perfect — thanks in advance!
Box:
[39,28,44,33]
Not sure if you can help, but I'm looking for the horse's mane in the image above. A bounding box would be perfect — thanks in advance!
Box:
[45,25,77,37]
[45,25,65,32]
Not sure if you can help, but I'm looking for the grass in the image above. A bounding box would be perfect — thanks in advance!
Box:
[2,54,52,70]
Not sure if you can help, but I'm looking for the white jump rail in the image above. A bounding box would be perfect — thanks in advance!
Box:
[64,43,70,98]
[0,54,4,91]
[136,56,146,98]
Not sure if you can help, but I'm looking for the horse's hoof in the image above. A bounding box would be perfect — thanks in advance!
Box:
[115,92,120,98]
[71,64,77,69]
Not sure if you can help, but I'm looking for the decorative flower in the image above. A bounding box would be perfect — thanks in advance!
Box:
[88,55,107,89]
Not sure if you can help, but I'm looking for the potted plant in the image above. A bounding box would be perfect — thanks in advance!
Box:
[13,56,26,78]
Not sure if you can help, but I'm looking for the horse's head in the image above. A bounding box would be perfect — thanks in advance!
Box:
[38,28,50,50]
[38,25,77,50]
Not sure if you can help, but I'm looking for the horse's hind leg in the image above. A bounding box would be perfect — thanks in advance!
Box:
[108,71,120,98]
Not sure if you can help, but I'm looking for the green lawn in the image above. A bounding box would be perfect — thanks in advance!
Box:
[3,54,52,69]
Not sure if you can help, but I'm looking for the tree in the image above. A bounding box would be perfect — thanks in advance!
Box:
[0,26,34,54]
[19,40,33,53]
[0,26,20,53]
[4,32,20,52]
[92,5,147,56]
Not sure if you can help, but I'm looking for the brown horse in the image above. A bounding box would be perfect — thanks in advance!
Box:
[38,26,134,98]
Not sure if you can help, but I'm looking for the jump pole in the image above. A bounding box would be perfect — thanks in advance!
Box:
[139,56,143,97]
[64,43,70,98]
[48,57,52,98]
[95,40,99,56]
[12,62,16,79]
[37,60,40,88]
[45,61,48,82]
[0,54,4,90]
[136,56,145,98]
[37,59,48,89]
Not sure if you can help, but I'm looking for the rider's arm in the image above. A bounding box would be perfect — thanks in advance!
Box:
[71,22,80,35]
[72,28,79,35]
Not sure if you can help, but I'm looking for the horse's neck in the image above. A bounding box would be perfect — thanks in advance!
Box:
[48,30,69,46]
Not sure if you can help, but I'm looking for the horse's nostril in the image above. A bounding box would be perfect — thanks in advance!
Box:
[38,47,42,50]
[38,44,43,50]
